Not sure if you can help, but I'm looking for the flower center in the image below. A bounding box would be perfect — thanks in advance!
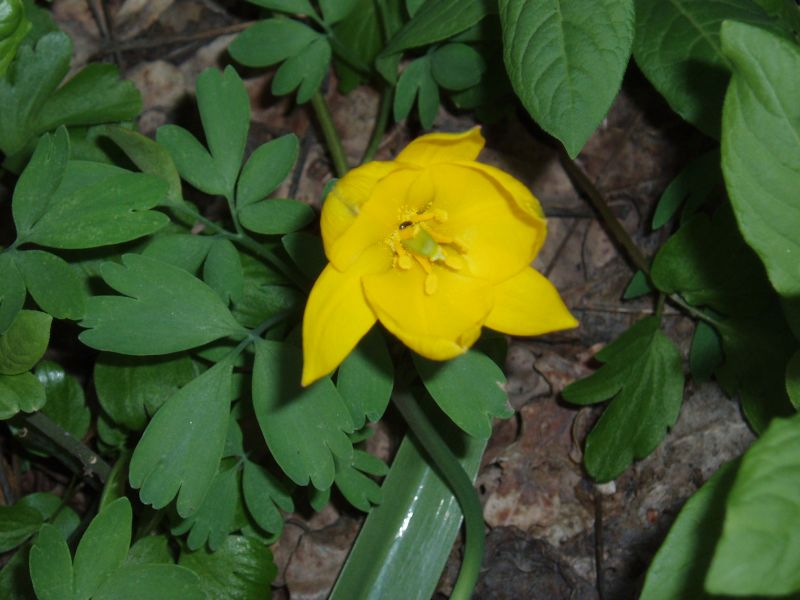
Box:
[386,206,467,295]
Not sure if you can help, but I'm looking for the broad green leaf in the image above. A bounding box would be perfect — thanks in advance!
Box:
[689,320,722,383]
[92,564,204,600]
[0,310,52,375]
[95,353,196,431]
[651,149,721,229]
[414,350,512,439]
[172,464,238,551]
[282,232,326,280]
[129,361,233,517]
[0,252,26,333]
[330,0,386,91]
[633,0,780,137]
[72,497,131,600]
[0,545,35,600]
[15,250,85,320]
[271,37,332,103]
[337,328,394,427]
[142,233,214,274]
[252,340,353,489]
[18,492,79,541]
[156,124,226,196]
[35,361,90,439]
[242,460,293,534]
[238,198,315,235]
[0,373,45,419]
[203,238,244,305]
[788,350,800,409]
[11,127,70,235]
[720,20,800,298]
[430,43,485,91]
[231,283,301,330]
[0,0,30,78]
[639,460,738,600]
[651,209,772,317]
[23,167,169,249]
[236,134,299,208]
[229,18,319,68]
[562,317,684,481]
[706,414,800,595]
[179,534,277,600]
[334,449,387,512]
[245,0,315,15]
[500,0,634,157]
[28,524,72,600]
[0,503,44,553]
[622,270,652,300]
[196,67,250,195]
[320,0,357,24]
[331,406,486,600]
[80,254,246,355]
[0,31,140,159]
[125,535,173,566]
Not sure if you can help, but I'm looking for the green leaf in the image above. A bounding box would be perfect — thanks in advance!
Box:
[282,232,326,280]
[15,250,85,320]
[0,373,45,419]
[0,545,35,600]
[337,328,394,428]
[0,310,51,375]
[245,0,316,15]
[142,233,214,274]
[229,18,319,68]
[562,317,684,481]
[0,31,140,159]
[29,524,73,600]
[80,254,246,355]
[236,134,299,208]
[622,270,652,300]
[393,56,439,128]
[156,125,226,196]
[72,497,131,600]
[129,361,233,517]
[252,339,353,489]
[651,209,772,317]
[23,165,169,249]
[125,535,173,566]
[0,0,30,78]
[93,564,204,600]
[633,0,780,137]
[788,350,800,409]
[639,460,738,600]
[500,0,634,157]
[173,464,239,551]
[720,20,800,298]
[242,460,293,535]
[689,320,722,383]
[706,414,800,595]
[11,127,70,236]
[414,350,512,439]
[95,353,196,431]
[271,37,332,103]
[196,67,250,195]
[0,252,26,333]
[179,534,277,600]
[319,0,357,23]
[334,449,386,512]
[331,0,385,91]
[238,198,315,235]
[430,42,485,91]
[204,238,244,305]
[35,361,90,439]
[651,149,721,229]
[0,503,44,553]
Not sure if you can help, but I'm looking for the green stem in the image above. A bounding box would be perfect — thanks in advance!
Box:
[667,294,724,329]
[361,86,394,164]
[391,389,484,600]
[225,192,244,237]
[311,92,349,177]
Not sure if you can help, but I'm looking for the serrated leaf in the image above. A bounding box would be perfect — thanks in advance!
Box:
[0,373,45,419]
[229,18,319,68]
[173,464,238,551]
[334,449,386,512]
[0,310,51,375]
[271,37,331,103]
[500,0,634,157]
[236,134,299,208]
[35,361,90,439]
[706,414,800,595]
[622,269,652,300]
[95,353,196,431]
[80,254,246,355]
[337,328,394,428]
[430,42,485,91]
[562,317,684,481]
[0,252,26,333]
[633,0,781,137]
[242,460,293,534]
[92,564,204,600]
[29,524,72,600]
[788,350,800,410]
[204,238,244,305]
[689,320,722,383]
[414,350,512,439]
[252,339,353,489]
[156,125,226,196]
[238,198,315,235]
[142,233,214,274]
[179,534,277,600]
[720,20,800,298]
[651,149,721,229]
[282,231,326,280]
[15,250,85,320]
[130,361,233,517]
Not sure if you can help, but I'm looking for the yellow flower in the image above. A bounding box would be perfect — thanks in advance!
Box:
[301,128,577,386]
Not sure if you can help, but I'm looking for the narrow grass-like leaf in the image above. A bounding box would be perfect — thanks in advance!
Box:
[0,310,51,375]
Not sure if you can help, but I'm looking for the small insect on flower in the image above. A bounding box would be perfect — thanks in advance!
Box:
[301,127,577,386]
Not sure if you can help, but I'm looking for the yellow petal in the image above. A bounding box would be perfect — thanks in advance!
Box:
[457,161,546,221]
[427,163,546,283]
[301,245,392,386]
[362,264,492,360]
[396,127,485,167]
[486,268,578,336]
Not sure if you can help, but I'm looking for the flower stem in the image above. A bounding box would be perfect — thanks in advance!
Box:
[311,91,349,177]
[391,388,484,600]
[361,86,394,164]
